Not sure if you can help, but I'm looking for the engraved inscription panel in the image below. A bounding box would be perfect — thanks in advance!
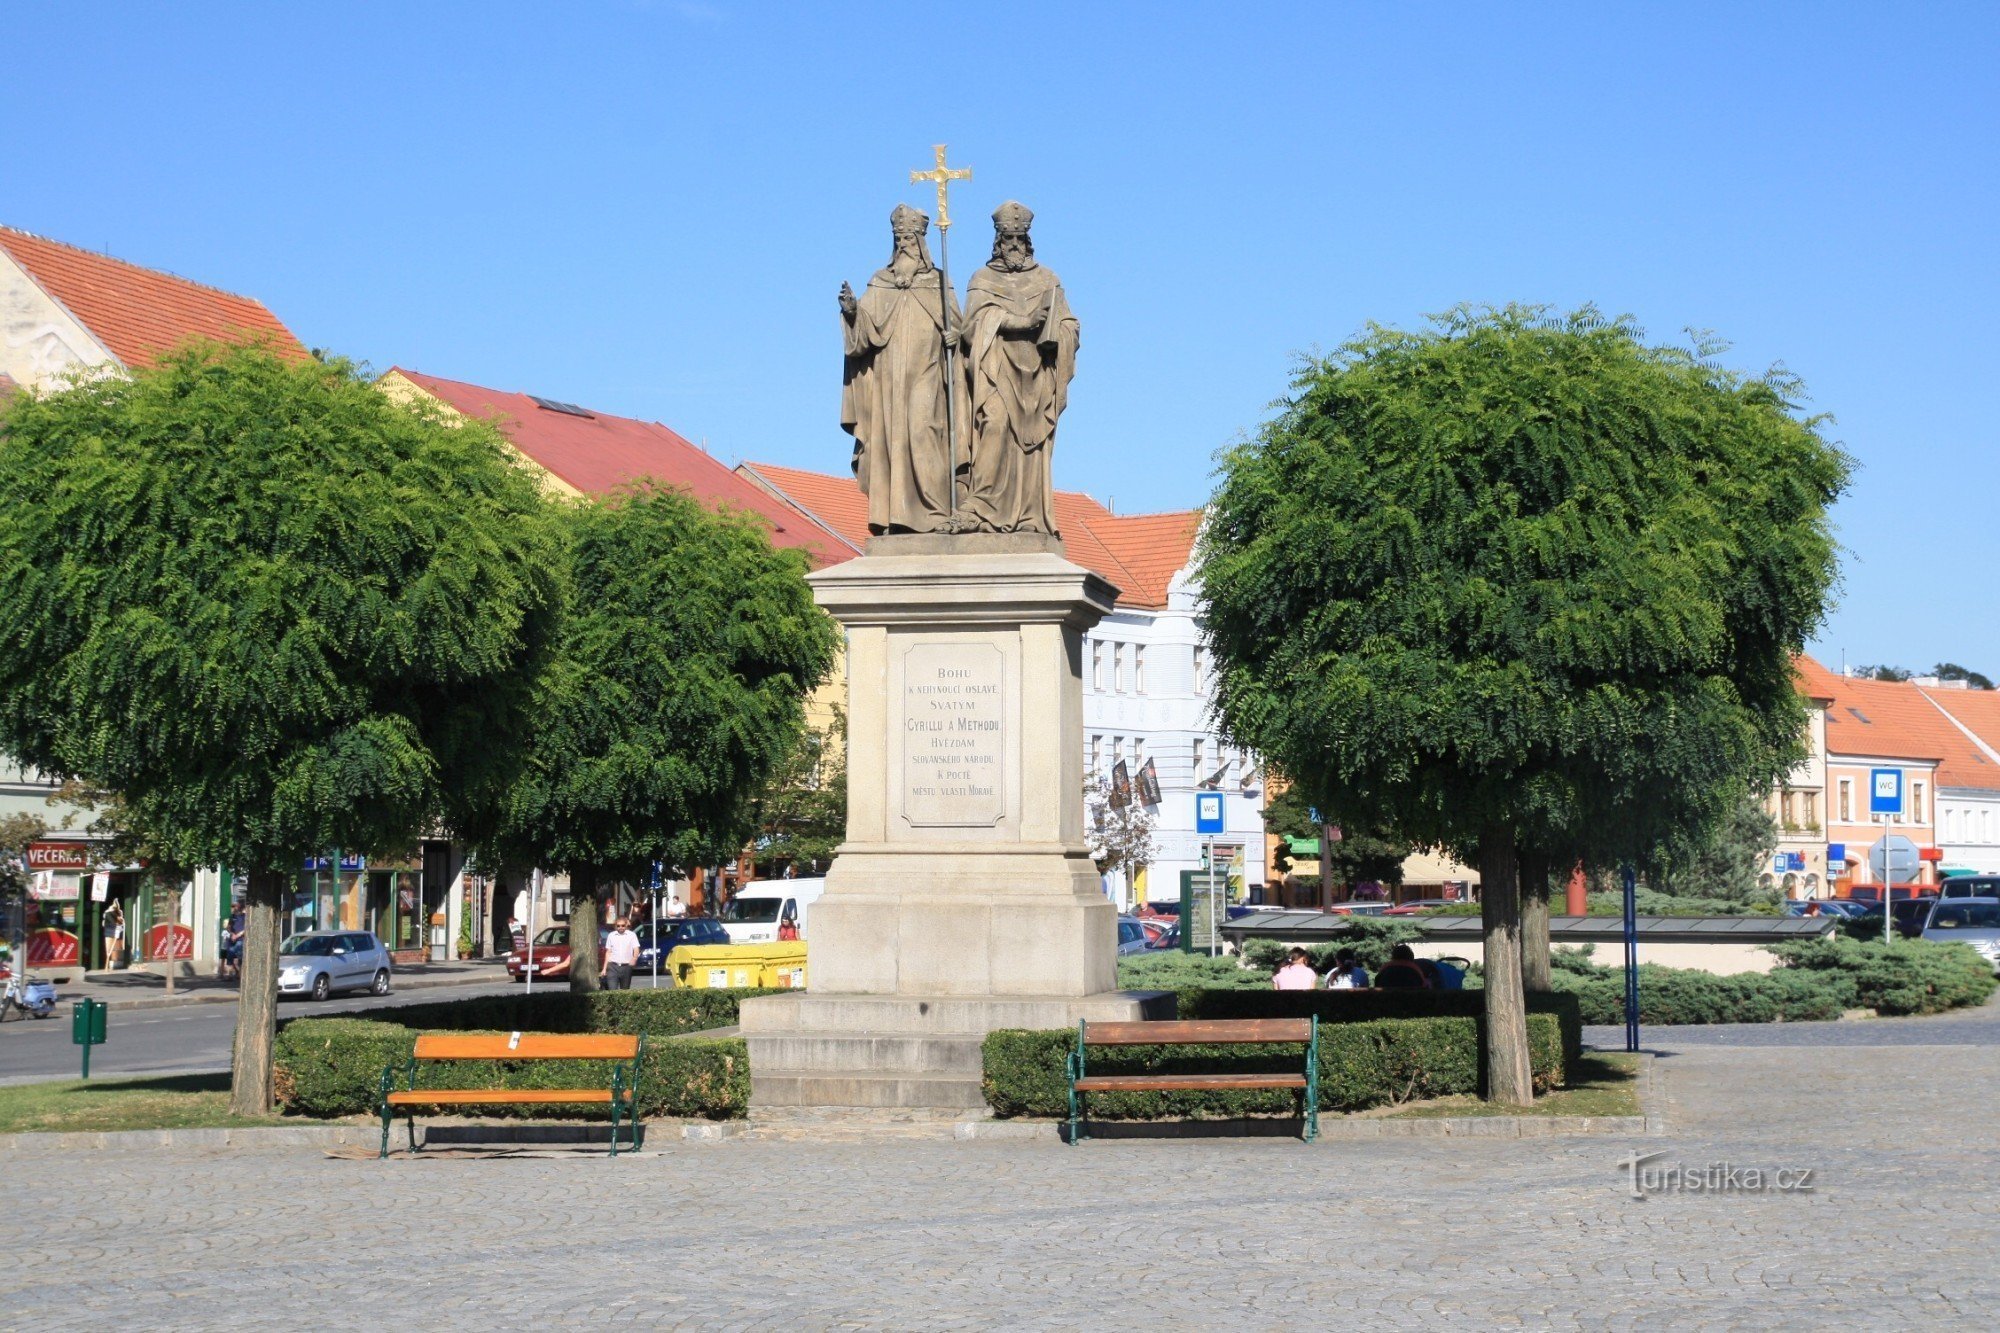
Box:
[901,643,1005,826]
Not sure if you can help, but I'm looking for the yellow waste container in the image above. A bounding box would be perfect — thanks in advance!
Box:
[663,942,808,989]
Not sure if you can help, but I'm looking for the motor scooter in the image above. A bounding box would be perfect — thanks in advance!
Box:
[0,968,58,1020]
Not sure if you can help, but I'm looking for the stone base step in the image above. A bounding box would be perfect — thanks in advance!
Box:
[737,990,1172,1037]
[750,1070,988,1110]
[744,1032,985,1077]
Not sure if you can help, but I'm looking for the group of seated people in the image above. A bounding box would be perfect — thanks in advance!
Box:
[1271,944,1465,991]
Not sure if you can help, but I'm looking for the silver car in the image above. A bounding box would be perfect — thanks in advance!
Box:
[278,931,394,1001]
[1920,897,2000,973]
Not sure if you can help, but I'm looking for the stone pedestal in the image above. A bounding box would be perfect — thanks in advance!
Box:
[741,533,1166,1111]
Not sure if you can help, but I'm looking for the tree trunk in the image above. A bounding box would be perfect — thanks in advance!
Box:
[1479,826,1533,1106]
[568,866,602,993]
[1520,851,1552,993]
[1318,824,1336,913]
[228,867,285,1116]
[162,884,181,997]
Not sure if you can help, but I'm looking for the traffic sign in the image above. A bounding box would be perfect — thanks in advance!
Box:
[1195,792,1225,834]
[1868,834,1920,881]
[1869,768,1903,816]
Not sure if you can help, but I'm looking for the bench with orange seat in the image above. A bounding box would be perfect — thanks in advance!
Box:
[1065,1018,1319,1143]
[377,1032,645,1158]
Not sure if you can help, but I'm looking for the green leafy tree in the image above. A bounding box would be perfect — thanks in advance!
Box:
[1644,786,1779,901]
[1262,782,1408,901]
[488,486,838,991]
[742,706,848,878]
[1199,306,1848,1103]
[0,344,562,1112]
[1933,663,1994,691]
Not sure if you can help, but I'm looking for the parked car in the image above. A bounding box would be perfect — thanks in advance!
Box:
[278,931,392,1001]
[1144,922,1181,951]
[720,879,826,943]
[1938,875,2000,900]
[1115,916,1153,956]
[1920,897,2000,971]
[506,925,581,981]
[636,917,730,968]
[1384,899,1455,916]
[1788,900,1869,920]
[1891,897,1936,939]
[1135,917,1174,944]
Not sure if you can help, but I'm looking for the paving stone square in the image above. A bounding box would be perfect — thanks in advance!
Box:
[3,1034,1993,1329]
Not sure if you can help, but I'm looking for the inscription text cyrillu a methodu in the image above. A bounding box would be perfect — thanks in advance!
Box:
[903,645,1004,825]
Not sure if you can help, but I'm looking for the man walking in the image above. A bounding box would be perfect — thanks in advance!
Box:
[601,917,640,991]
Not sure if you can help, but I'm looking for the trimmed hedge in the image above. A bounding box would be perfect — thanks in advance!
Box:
[983,1011,1567,1119]
[1176,987,1583,1072]
[340,987,782,1037]
[273,1018,750,1120]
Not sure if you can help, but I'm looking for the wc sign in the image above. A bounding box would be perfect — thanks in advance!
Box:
[1870,768,1903,817]
[1195,793,1225,834]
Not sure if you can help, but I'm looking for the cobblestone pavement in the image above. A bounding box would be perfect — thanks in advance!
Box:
[3,1038,1993,1330]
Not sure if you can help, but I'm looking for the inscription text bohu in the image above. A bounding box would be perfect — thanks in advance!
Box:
[901,644,1004,827]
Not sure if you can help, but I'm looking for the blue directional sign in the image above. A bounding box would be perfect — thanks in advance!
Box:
[1869,768,1903,816]
[1195,792,1225,834]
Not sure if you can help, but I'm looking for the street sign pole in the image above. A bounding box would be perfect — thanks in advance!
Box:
[1869,768,1903,941]
[1621,864,1640,1053]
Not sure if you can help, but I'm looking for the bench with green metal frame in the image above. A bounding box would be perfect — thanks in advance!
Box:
[378,1032,645,1158]
[1065,1017,1319,1143]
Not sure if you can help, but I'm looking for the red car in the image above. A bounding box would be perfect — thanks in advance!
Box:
[506,926,576,981]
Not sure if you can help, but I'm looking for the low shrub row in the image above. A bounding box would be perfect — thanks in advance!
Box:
[273,1018,750,1120]
[341,987,782,1037]
[983,1011,1568,1119]
[1543,937,1997,1023]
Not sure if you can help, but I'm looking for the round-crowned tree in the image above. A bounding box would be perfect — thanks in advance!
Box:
[0,344,562,1112]
[489,485,839,990]
[1198,306,1849,1103]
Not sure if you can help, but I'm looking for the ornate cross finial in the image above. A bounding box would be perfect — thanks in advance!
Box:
[910,144,972,230]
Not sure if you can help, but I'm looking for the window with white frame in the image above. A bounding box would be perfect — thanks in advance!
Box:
[1194,648,1209,695]
[1112,736,1124,768]
[1802,791,1817,829]
[1090,734,1102,776]
[1192,738,1205,786]
[1912,781,1927,826]
[1838,777,1853,823]
[1114,643,1128,694]
[1134,646,1146,695]
[1133,738,1145,770]
[1091,642,1105,691]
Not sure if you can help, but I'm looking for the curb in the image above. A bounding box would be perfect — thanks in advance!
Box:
[0,1055,1663,1153]
[70,970,509,1013]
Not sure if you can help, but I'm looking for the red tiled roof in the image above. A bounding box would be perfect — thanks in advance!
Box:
[1794,657,1996,788]
[391,370,847,567]
[0,225,303,368]
[1913,686,2000,792]
[734,462,871,556]
[735,462,1200,609]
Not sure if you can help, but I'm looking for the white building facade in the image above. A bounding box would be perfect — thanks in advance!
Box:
[1083,565,1265,911]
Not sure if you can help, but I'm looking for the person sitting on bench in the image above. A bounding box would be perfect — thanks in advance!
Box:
[1373,943,1431,989]
[1272,948,1319,990]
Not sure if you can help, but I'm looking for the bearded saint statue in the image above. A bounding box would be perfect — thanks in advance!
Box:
[840,202,962,534]
[958,200,1079,535]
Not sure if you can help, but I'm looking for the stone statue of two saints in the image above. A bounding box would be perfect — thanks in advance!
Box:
[839,201,1079,536]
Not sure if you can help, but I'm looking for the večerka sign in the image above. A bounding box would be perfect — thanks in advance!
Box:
[26,842,91,871]
[901,643,1004,826]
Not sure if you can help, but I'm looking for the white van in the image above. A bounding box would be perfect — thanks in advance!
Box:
[720,878,826,943]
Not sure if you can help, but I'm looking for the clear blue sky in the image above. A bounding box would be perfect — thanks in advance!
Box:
[8,2,1995,672]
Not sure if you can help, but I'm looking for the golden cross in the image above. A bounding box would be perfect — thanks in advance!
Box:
[910,143,972,230]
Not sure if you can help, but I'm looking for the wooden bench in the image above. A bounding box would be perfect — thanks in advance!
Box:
[1065,1018,1319,1143]
[377,1033,645,1159]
